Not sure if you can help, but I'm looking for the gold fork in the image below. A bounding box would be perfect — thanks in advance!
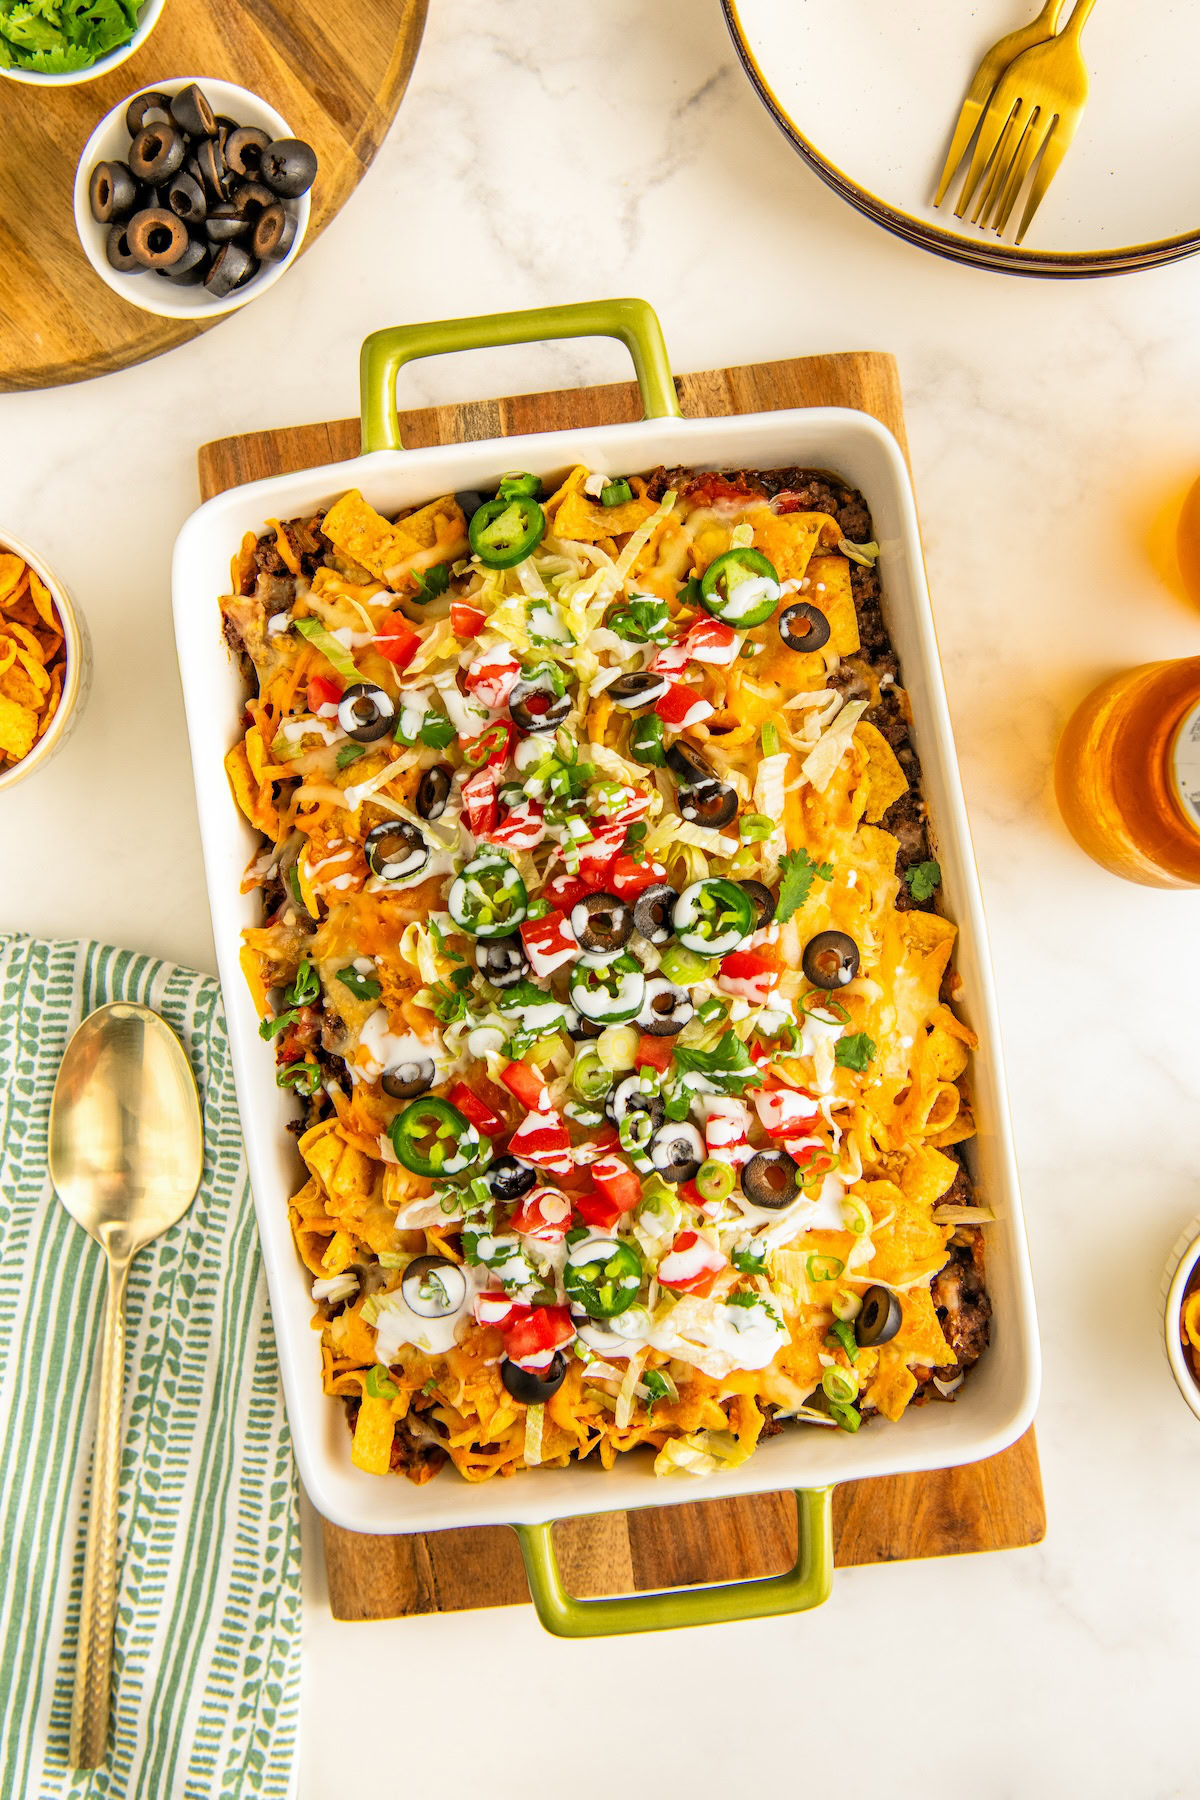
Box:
[933,0,1067,209]
[955,0,1101,243]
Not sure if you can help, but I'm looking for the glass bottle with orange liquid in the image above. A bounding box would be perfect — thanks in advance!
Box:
[1055,477,1200,887]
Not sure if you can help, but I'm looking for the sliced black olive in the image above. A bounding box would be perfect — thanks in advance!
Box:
[196,136,231,202]
[233,252,261,291]
[167,170,207,226]
[607,671,669,709]
[169,82,217,138]
[509,675,571,732]
[105,223,143,273]
[637,976,693,1036]
[606,1075,664,1135]
[337,682,395,742]
[738,879,776,929]
[502,1351,567,1403]
[231,179,275,221]
[416,764,452,820]
[128,123,186,186]
[650,1121,704,1183]
[475,934,528,988]
[204,241,252,297]
[89,160,139,224]
[401,1255,468,1320]
[779,602,831,652]
[158,237,210,285]
[679,778,738,830]
[454,490,486,520]
[364,821,429,882]
[205,204,249,244]
[488,1155,538,1202]
[567,1014,603,1041]
[251,200,298,262]
[381,1058,436,1100]
[802,930,860,990]
[571,892,632,955]
[125,90,172,137]
[665,739,717,784]
[225,125,272,178]
[855,1284,902,1348]
[259,136,319,198]
[742,1149,800,1210]
[126,207,191,269]
[632,882,678,944]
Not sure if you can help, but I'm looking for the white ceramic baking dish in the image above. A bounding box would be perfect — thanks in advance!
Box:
[172,299,1040,1634]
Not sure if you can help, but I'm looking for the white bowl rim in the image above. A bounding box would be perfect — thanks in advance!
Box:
[1164,1229,1200,1424]
[72,75,311,322]
[0,0,165,85]
[0,529,85,791]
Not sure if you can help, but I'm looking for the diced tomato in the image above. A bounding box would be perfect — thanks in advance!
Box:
[658,1229,727,1294]
[754,1084,820,1140]
[461,767,499,836]
[574,1189,626,1232]
[703,1098,753,1168]
[464,645,520,710]
[648,636,694,677]
[503,1303,576,1367]
[307,673,343,712]
[374,614,421,668]
[519,909,578,977]
[635,1033,675,1073]
[719,947,782,1006]
[684,617,739,665]
[569,1124,621,1167]
[605,786,652,827]
[448,1081,506,1138]
[609,854,669,898]
[462,720,514,769]
[677,1179,703,1208]
[656,681,714,730]
[574,819,627,886]
[486,799,546,851]
[590,1152,641,1218]
[451,600,487,639]
[790,1142,835,1179]
[682,474,754,506]
[543,870,591,909]
[474,1291,529,1331]
[510,1187,574,1242]
[500,1059,548,1113]
[508,1107,573,1176]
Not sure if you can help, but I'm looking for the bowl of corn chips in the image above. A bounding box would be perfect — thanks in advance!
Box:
[0,537,90,791]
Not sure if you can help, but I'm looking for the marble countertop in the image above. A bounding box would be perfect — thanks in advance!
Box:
[4,2,1200,1792]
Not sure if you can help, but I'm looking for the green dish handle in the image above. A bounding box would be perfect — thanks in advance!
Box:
[359,297,681,454]
[513,1486,833,1638]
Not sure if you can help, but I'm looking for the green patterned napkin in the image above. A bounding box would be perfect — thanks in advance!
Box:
[0,936,300,1800]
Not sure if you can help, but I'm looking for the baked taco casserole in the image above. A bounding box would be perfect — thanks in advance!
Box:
[221,463,992,1483]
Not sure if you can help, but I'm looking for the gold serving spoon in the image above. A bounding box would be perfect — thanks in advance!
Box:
[49,1002,204,1769]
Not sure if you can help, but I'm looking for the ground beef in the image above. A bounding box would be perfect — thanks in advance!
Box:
[390,1421,448,1480]
[758,1401,785,1439]
[254,512,330,583]
[932,1226,991,1373]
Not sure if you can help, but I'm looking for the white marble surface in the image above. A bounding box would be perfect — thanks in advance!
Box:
[4,3,1200,1793]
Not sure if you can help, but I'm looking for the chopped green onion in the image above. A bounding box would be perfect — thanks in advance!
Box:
[761,721,780,757]
[365,1365,399,1399]
[828,1399,861,1433]
[731,1245,767,1275]
[572,1047,613,1102]
[824,1319,859,1364]
[277,1061,321,1096]
[659,944,718,988]
[286,958,321,1006]
[695,997,728,1027]
[695,1159,735,1204]
[600,479,633,507]
[821,1365,859,1405]
[739,813,774,842]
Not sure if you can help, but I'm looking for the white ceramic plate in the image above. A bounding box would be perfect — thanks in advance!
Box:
[73,77,310,320]
[726,0,1200,277]
[172,391,1041,1537]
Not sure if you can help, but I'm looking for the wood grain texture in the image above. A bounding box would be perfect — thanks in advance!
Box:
[0,0,427,392]
[197,349,1046,1622]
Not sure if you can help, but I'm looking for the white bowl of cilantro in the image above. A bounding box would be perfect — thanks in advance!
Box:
[0,0,166,84]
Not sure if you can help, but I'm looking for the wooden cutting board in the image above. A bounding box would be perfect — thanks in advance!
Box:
[0,0,427,392]
[199,349,1046,1620]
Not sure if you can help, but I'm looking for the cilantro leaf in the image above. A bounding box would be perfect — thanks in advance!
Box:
[905,859,941,903]
[775,848,834,923]
[409,562,450,603]
[495,979,559,1013]
[731,1246,767,1275]
[607,596,671,644]
[835,1032,876,1073]
[672,1030,764,1093]
[419,711,456,749]
[336,966,382,1003]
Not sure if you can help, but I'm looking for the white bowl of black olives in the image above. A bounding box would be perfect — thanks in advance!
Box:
[73,77,315,319]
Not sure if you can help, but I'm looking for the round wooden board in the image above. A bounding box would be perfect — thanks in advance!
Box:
[0,0,428,392]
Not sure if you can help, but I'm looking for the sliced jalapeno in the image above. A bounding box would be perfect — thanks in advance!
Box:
[672,878,756,955]
[569,953,646,1024]
[629,713,666,766]
[469,494,546,568]
[448,854,529,938]
[389,1096,482,1178]
[699,548,780,628]
[565,1236,643,1318]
